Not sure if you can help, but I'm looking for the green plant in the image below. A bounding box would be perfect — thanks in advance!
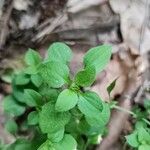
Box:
[126,126,150,150]
[125,99,150,150]
[2,42,112,150]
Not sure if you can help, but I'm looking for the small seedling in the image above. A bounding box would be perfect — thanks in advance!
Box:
[126,99,150,150]
[126,124,150,150]
[3,42,112,150]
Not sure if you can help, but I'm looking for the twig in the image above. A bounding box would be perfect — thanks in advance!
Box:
[113,105,150,126]
[32,13,68,42]
[36,18,53,31]
[113,105,136,117]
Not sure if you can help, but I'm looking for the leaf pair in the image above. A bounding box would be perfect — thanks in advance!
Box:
[14,71,43,89]
[75,45,111,87]
[75,66,96,87]
[26,43,112,89]
[55,90,110,127]
[45,43,111,88]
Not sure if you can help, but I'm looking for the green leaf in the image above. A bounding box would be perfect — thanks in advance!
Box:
[48,128,64,143]
[24,65,38,75]
[31,74,43,87]
[83,45,111,73]
[78,91,103,117]
[125,132,139,148]
[144,99,150,109]
[25,48,42,66]
[39,102,71,133]
[47,42,72,63]
[97,102,110,126]
[27,111,39,125]
[12,85,26,103]
[75,66,96,87]
[5,120,18,135]
[85,102,110,127]
[78,119,104,136]
[54,134,77,150]
[107,78,117,97]
[135,121,147,130]
[24,89,42,107]
[0,140,6,150]
[39,85,60,102]
[78,91,110,127]
[14,73,30,85]
[12,139,32,150]
[55,89,78,112]
[139,145,150,150]
[3,96,25,116]
[1,68,15,83]
[138,127,150,143]
[39,61,69,88]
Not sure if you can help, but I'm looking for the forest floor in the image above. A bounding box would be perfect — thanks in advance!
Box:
[0,0,150,150]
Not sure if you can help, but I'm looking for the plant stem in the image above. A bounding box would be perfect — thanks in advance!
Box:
[83,139,89,150]
[113,105,136,117]
[112,105,150,125]
[142,118,150,126]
